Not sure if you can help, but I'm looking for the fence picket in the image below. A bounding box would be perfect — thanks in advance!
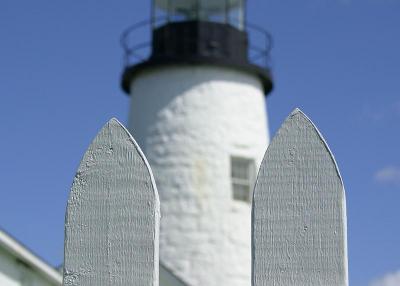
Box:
[63,118,160,286]
[252,108,348,286]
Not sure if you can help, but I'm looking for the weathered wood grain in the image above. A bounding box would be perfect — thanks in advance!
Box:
[252,109,348,286]
[63,118,160,286]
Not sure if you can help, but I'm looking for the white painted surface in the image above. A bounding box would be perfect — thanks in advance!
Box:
[252,109,348,286]
[0,230,61,286]
[128,65,269,286]
[63,119,160,286]
[160,263,187,286]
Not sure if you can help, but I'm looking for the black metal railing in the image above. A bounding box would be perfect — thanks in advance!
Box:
[247,22,273,69]
[121,18,272,70]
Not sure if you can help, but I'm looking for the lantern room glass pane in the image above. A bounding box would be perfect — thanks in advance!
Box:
[152,4,168,28]
[227,0,245,30]
[153,0,245,30]
[170,0,197,22]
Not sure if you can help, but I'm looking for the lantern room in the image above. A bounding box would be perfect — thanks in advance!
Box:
[152,0,246,30]
[121,0,273,95]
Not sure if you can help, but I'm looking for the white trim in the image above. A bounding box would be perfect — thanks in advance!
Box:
[0,229,62,285]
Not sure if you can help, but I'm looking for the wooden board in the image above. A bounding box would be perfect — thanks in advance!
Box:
[252,109,348,286]
[63,118,160,286]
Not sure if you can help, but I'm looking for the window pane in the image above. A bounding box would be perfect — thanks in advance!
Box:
[231,158,249,180]
[233,183,250,201]
[231,157,255,202]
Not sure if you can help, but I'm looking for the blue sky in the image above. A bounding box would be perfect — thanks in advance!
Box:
[1,1,399,285]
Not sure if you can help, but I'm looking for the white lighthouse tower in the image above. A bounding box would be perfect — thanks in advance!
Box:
[121,1,273,285]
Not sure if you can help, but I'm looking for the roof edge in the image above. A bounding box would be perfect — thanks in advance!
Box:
[0,229,62,285]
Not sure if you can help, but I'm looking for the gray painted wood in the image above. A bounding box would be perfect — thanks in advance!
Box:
[252,109,348,286]
[63,118,160,286]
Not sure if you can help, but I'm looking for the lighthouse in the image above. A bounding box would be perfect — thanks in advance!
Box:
[121,1,273,285]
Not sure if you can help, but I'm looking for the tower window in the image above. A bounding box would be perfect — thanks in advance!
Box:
[231,157,256,202]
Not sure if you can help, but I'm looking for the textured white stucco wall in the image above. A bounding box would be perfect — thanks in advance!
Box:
[128,65,270,286]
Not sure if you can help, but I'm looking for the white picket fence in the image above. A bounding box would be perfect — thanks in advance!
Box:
[62,108,348,286]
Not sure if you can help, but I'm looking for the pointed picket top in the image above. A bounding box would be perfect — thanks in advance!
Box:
[63,118,160,286]
[252,108,348,286]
